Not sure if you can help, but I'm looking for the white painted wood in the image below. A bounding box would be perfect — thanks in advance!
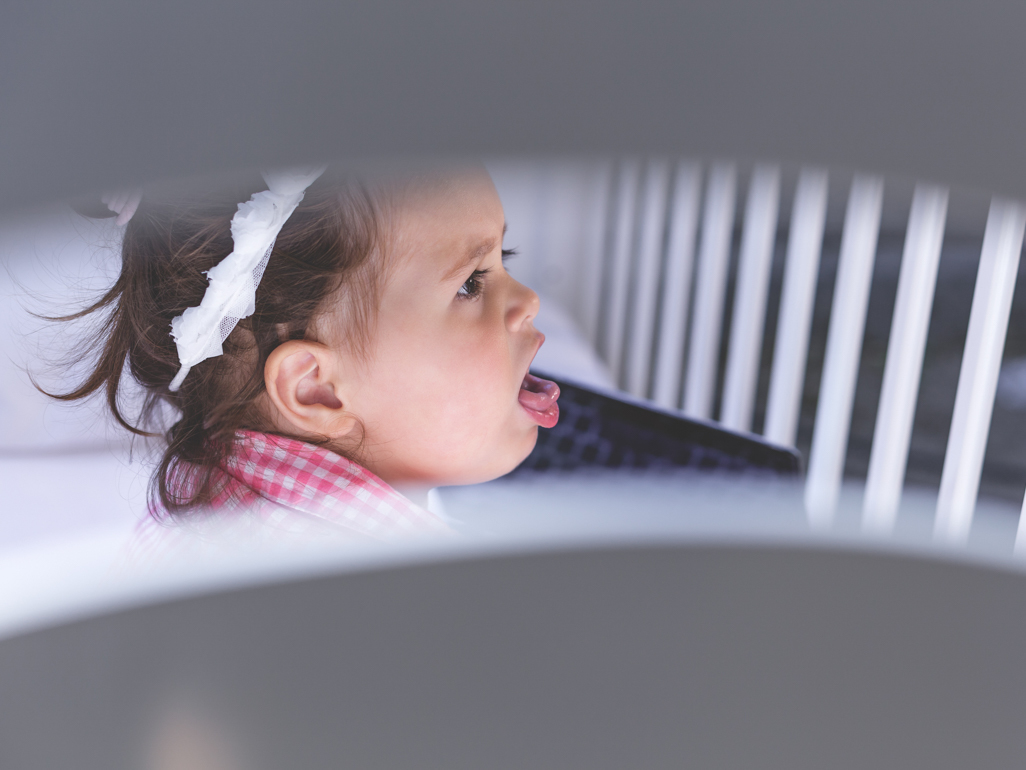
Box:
[764,168,829,446]
[721,165,781,432]
[579,161,615,348]
[863,184,949,532]
[683,163,737,419]
[652,162,702,410]
[937,199,1025,542]
[804,176,884,525]
[626,160,672,398]
[600,159,641,379]
[534,162,591,324]
[1016,495,1026,556]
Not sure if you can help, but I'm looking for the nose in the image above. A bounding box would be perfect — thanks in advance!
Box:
[506,276,540,332]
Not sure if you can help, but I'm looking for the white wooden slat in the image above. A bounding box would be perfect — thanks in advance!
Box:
[721,165,782,432]
[1017,497,1026,555]
[937,199,1025,542]
[652,162,702,410]
[625,161,672,398]
[764,168,829,446]
[600,160,642,377]
[580,161,616,348]
[535,162,591,328]
[804,176,884,525]
[863,184,949,532]
[683,163,737,420]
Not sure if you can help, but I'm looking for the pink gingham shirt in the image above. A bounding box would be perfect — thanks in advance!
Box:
[130,431,450,560]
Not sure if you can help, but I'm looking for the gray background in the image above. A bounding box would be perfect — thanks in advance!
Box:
[3,1,1026,211]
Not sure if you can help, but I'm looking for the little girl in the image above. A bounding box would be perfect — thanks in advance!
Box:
[48,164,560,549]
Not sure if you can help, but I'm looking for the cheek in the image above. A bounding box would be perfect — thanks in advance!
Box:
[368,319,522,454]
[422,326,516,429]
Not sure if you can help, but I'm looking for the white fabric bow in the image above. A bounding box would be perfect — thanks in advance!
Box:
[168,166,327,391]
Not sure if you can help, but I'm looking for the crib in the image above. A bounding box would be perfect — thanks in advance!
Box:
[492,159,1026,543]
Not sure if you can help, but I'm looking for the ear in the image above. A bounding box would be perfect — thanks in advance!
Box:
[264,340,358,439]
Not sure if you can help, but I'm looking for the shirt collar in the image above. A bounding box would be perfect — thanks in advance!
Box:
[219,431,450,539]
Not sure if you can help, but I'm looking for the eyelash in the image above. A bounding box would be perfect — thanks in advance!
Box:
[456,248,517,301]
[457,269,489,300]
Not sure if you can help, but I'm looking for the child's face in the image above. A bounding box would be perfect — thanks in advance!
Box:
[340,169,555,487]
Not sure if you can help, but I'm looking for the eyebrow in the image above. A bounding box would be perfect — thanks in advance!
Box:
[442,223,507,283]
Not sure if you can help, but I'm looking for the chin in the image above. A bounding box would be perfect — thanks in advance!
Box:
[517,424,540,461]
[447,426,539,486]
[494,425,539,478]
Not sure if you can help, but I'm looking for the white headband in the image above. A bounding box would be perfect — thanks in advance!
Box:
[168,166,326,391]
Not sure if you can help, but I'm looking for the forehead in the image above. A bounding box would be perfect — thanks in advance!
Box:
[387,169,505,266]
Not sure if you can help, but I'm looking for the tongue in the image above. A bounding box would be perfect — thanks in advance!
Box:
[519,373,560,427]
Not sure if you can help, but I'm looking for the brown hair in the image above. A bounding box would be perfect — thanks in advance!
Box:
[43,169,384,517]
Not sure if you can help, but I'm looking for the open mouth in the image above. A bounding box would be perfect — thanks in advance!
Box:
[518,372,560,428]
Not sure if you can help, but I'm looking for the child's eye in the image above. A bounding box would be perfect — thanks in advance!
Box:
[457,269,489,300]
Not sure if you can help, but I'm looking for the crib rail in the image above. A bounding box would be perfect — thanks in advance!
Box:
[493,159,1026,544]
